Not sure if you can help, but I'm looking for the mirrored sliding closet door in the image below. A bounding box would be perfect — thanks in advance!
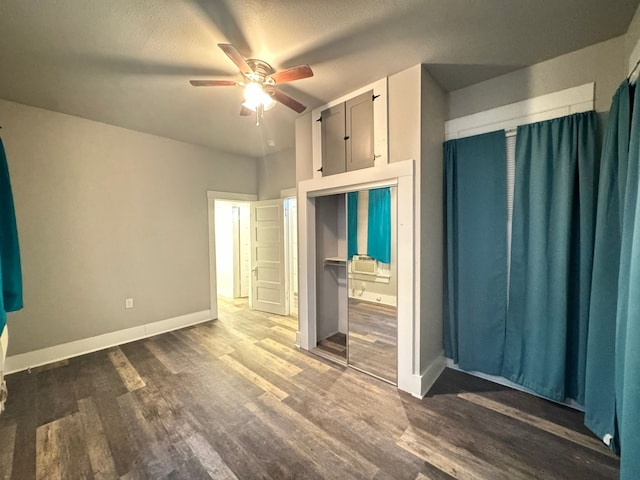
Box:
[346,186,398,384]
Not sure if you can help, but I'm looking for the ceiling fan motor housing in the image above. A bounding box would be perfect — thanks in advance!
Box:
[246,59,276,85]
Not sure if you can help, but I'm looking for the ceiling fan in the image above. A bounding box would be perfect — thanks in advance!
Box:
[190,43,313,125]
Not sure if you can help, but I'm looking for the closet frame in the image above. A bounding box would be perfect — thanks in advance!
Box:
[297,159,418,395]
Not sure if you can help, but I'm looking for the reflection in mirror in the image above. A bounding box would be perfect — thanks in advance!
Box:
[347,186,397,383]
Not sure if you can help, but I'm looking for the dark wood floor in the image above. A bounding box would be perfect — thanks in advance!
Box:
[0,298,619,479]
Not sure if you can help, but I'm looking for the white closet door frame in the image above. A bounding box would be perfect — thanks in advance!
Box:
[297,159,415,394]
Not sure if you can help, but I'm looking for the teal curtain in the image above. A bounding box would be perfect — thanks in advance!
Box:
[347,192,358,259]
[367,188,391,264]
[616,83,640,480]
[0,137,23,335]
[443,131,507,375]
[504,111,599,403]
[585,81,630,449]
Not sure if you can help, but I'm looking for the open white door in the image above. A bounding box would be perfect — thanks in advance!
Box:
[250,199,287,315]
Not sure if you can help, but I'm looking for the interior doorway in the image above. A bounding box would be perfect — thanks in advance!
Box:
[214,200,251,300]
[207,190,298,321]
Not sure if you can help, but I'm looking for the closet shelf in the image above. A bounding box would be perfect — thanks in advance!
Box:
[324,257,347,267]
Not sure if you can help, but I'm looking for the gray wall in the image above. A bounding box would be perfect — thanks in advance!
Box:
[419,66,446,373]
[388,64,446,375]
[447,35,626,120]
[0,99,257,355]
[626,2,640,68]
[257,148,296,200]
[295,113,313,183]
[388,65,422,163]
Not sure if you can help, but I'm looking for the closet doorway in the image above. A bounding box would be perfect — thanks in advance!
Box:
[311,187,398,385]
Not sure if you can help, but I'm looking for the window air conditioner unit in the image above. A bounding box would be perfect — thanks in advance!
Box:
[351,255,377,275]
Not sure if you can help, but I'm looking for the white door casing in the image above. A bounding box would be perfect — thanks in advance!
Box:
[250,199,287,315]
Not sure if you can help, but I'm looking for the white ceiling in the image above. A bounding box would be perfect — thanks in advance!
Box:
[0,0,637,158]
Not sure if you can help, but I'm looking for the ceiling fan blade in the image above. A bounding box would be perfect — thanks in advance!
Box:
[267,65,313,84]
[270,89,307,113]
[189,80,237,86]
[240,106,253,116]
[218,43,253,73]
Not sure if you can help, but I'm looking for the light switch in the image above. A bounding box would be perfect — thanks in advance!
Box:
[125,297,134,309]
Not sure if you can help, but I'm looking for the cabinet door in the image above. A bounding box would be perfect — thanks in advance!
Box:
[321,103,346,176]
[345,90,374,172]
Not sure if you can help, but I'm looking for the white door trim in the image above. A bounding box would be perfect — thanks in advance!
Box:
[297,159,417,394]
[207,191,257,318]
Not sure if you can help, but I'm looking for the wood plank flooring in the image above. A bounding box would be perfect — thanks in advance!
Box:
[314,332,347,361]
[348,299,397,383]
[0,297,619,479]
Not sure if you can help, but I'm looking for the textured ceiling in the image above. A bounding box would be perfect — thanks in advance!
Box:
[0,0,637,158]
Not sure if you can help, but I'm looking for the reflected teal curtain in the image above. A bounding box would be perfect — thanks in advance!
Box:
[585,81,630,449]
[504,111,598,403]
[443,131,507,375]
[0,137,23,335]
[616,83,640,480]
[367,188,391,264]
[347,192,358,259]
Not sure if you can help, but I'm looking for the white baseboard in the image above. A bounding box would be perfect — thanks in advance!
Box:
[416,355,446,398]
[399,354,446,398]
[4,309,212,375]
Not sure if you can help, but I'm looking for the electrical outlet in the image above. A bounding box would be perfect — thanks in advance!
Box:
[125,297,134,309]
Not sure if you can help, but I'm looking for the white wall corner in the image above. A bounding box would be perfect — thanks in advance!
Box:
[4,309,212,374]
[280,187,297,198]
[630,37,640,75]
[629,37,640,83]
[413,354,446,399]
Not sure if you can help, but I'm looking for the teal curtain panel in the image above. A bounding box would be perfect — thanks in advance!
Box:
[366,188,391,264]
[443,131,508,375]
[347,191,358,259]
[503,111,599,403]
[615,82,640,480]
[585,81,631,449]
[0,137,23,335]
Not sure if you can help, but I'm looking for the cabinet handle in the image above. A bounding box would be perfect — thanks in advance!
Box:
[344,136,350,141]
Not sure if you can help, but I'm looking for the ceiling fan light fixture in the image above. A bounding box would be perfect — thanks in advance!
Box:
[190,44,312,118]
[244,82,277,112]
